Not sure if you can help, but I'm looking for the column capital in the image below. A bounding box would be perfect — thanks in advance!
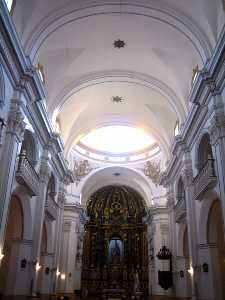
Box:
[39,157,51,184]
[167,190,175,208]
[6,99,26,142]
[209,113,225,145]
[58,184,66,206]
[181,166,193,188]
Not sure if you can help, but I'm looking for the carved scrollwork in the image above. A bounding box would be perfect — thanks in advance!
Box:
[73,159,92,184]
[142,160,161,185]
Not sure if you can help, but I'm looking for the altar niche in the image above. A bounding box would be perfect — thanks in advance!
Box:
[81,185,149,298]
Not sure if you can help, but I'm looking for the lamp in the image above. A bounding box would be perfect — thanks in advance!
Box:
[35,263,41,271]
[0,251,4,261]
[188,266,194,276]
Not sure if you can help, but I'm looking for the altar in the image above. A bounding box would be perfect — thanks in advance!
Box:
[81,186,149,298]
[102,288,126,300]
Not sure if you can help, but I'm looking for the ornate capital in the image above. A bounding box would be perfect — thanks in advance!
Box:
[181,166,193,188]
[6,99,26,142]
[58,185,66,205]
[167,189,175,208]
[209,113,225,145]
[39,157,51,184]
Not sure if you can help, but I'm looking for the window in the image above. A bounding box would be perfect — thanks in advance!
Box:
[174,121,179,136]
[37,63,45,84]
[5,0,14,13]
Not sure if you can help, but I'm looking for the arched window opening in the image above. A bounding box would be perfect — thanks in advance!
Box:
[177,177,185,203]
[20,130,37,167]
[47,174,56,200]
[4,0,15,14]
[197,133,213,172]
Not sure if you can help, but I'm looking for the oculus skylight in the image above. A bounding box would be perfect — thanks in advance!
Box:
[79,126,155,154]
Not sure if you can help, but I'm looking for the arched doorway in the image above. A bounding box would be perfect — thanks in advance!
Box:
[0,196,23,295]
[81,185,148,297]
[207,200,225,300]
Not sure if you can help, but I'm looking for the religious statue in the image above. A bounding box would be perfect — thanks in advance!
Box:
[111,240,121,264]
[133,270,140,293]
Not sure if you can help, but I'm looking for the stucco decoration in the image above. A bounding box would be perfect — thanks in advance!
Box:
[73,159,92,185]
[142,160,161,185]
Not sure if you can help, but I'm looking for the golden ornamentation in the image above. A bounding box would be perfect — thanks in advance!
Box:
[73,159,92,184]
[143,161,161,185]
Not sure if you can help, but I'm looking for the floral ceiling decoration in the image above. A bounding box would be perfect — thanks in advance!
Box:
[73,159,93,185]
[142,160,161,185]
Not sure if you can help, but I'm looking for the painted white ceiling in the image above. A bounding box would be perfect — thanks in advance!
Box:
[12,0,225,159]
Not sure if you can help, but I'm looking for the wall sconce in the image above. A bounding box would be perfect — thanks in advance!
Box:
[202,263,209,273]
[56,269,61,277]
[188,266,194,276]
[20,258,27,269]
[180,270,184,278]
[0,251,4,261]
[60,273,66,280]
[36,263,41,271]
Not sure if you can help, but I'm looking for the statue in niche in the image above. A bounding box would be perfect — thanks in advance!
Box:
[133,270,140,293]
[109,238,122,264]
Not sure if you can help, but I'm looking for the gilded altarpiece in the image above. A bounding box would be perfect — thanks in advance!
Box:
[81,185,149,297]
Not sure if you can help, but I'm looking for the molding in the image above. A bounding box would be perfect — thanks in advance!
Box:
[24,1,212,62]
[49,70,186,122]
[164,27,225,182]
[0,2,70,180]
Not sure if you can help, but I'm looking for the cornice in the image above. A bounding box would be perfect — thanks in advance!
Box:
[0,2,46,101]
[0,2,70,179]
[165,27,225,181]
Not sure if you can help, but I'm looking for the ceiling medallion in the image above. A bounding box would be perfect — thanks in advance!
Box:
[111,96,124,103]
[114,172,121,177]
[113,39,126,49]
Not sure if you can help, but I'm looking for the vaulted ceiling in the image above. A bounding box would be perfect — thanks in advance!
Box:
[12,0,225,159]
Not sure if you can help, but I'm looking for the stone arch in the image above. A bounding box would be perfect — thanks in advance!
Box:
[25,1,212,62]
[206,199,225,300]
[207,200,224,244]
[198,195,219,244]
[11,185,33,240]
[81,166,153,208]
[0,195,24,294]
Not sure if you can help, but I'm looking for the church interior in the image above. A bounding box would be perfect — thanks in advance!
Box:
[0,0,225,299]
